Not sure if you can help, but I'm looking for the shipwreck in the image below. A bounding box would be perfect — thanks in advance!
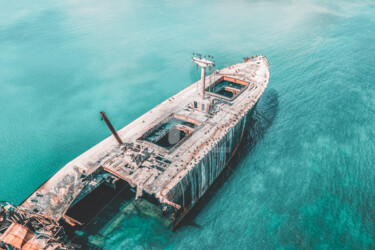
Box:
[0,55,270,249]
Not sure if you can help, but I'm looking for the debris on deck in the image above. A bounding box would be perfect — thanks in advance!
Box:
[0,202,77,249]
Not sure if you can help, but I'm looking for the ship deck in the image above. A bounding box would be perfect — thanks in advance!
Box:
[20,56,270,221]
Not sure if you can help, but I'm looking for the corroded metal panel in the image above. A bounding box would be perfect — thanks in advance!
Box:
[0,222,30,249]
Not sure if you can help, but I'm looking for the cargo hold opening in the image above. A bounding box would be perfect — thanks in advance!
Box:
[206,76,249,101]
[140,114,201,152]
[60,179,134,246]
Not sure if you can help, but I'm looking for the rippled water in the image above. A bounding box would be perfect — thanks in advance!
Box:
[1,0,375,249]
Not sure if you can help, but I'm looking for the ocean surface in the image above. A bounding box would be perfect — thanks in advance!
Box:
[1,0,375,249]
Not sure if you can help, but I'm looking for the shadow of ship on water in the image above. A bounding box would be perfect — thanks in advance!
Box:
[177,88,279,230]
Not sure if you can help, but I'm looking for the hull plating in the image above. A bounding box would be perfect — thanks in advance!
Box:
[168,102,258,227]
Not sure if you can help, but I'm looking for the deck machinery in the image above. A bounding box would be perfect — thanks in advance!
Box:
[1,55,270,249]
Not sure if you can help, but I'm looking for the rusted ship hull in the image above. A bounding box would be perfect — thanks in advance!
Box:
[168,102,257,227]
[1,55,270,248]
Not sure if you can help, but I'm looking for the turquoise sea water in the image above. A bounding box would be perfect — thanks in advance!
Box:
[1,0,375,248]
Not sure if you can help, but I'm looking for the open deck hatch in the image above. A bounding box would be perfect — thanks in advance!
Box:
[141,114,201,152]
[206,76,249,101]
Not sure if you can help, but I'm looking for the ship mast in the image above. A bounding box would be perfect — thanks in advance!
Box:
[192,56,214,100]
